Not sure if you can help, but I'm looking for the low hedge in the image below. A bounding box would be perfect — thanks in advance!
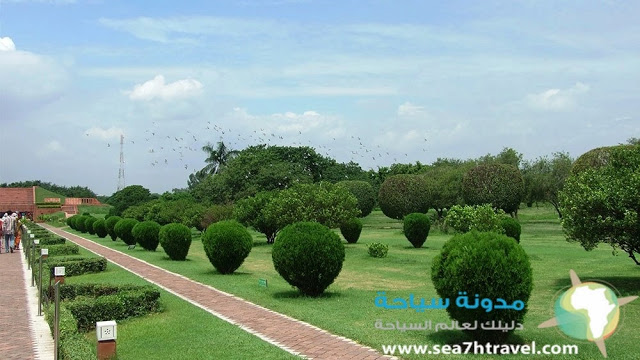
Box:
[47,257,107,278]
[62,284,161,331]
[45,304,95,360]
[39,237,66,246]
[42,244,80,257]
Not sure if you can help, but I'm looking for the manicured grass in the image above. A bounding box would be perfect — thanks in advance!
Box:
[47,246,297,360]
[77,204,112,218]
[35,186,66,203]
[60,205,640,359]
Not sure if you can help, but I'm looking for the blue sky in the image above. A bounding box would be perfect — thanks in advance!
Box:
[0,0,638,196]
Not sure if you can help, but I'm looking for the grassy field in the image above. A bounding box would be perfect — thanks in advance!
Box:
[55,205,640,359]
[56,246,297,359]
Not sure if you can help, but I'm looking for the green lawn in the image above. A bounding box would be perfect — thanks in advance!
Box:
[57,205,640,359]
[58,246,297,360]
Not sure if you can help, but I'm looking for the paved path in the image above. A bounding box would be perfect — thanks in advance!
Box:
[42,224,396,360]
[0,242,55,360]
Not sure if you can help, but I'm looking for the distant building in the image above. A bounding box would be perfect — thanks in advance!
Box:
[0,186,101,221]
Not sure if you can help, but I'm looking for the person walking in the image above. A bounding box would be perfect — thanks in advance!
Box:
[13,213,22,250]
[2,211,16,253]
[0,213,4,253]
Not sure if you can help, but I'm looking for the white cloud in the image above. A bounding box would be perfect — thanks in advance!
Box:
[46,140,63,152]
[397,102,426,117]
[85,126,123,141]
[525,82,590,111]
[0,37,16,52]
[126,75,203,101]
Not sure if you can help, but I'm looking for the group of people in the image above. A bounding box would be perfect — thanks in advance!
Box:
[1,211,22,253]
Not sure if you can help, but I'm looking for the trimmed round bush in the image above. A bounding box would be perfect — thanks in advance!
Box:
[571,145,632,175]
[403,213,431,248]
[431,231,533,342]
[159,223,192,261]
[500,217,521,243]
[66,215,78,228]
[114,218,139,245]
[378,174,431,220]
[340,218,363,244]
[105,216,122,241]
[75,215,89,233]
[272,222,345,296]
[93,219,108,238]
[336,180,376,217]
[368,242,388,258]
[462,163,524,214]
[84,217,98,235]
[202,220,253,274]
[132,221,161,251]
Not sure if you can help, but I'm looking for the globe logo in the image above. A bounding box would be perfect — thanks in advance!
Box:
[539,270,637,358]
[554,282,619,341]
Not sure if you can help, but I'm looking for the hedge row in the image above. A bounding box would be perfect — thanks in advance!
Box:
[45,304,95,360]
[47,257,107,278]
[62,284,161,331]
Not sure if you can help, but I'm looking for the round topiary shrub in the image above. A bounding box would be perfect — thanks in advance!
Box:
[74,215,88,233]
[340,218,363,244]
[336,180,376,217]
[462,164,524,214]
[132,220,161,251]
[114,218,139,246]
[403,213,431,248]
[378,174,431,220]
[500,216,521,243]
[105,216,122,241]
[159,223,192,260]
[368,242,388,258]
[571,145,633,175]
[93,219,108,238]
[202,220,253,274]
[272,222,345,296]
[66,215,77,228]
[84,217,98,235]
[431,231,533,342]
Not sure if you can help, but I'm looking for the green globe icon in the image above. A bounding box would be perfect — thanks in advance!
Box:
[539,270,638,358]
[554,282,619,341]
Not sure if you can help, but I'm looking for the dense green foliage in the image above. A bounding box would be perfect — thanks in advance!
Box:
[92,219,108,238]
[202,220,253,274]
[335,180,376,217]
[444,204,504,233]
[378,174,431,220]
[340,218,363,244]
[403,213,431,248]
[521,152,573,217]
[431,231,533,342]
[367,242,388,258]
[462,163,524,214]
[264,182,360,230]
[570,145,632,175]
[105,216,122,241]
[199,204,234,231]
[122,198,206,229]
[132,221,162,251]
[422,165,467,218]
[84,217,98,235]
[500,217,522,243]
[234,191,280,243]
[107,185,152,216]
[46,256,107,278]
[74,215,89,232]
[560,145,640,265]
[45,304,94,360]
[159,223,192,260]
[272,222,345,296]
[114,218,139,246]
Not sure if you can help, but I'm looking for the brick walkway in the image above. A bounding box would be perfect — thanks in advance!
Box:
[0,243,54,360]
[42,224,396,360]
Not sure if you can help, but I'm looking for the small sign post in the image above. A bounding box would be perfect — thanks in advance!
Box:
[258,279,268,288]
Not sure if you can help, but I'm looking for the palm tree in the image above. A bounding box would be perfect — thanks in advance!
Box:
[201,141,239,175]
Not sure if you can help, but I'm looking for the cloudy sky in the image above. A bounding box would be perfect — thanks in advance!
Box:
[0,0,638,196]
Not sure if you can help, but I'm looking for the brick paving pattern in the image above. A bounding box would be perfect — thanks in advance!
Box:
[43,224,396,360]
[0,247,36,360]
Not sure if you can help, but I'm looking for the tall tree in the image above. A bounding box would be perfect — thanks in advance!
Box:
[201,141,239,175]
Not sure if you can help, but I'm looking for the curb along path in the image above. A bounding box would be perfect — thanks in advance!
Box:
[42,225,396,360]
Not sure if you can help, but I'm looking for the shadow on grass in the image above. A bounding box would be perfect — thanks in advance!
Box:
[553,276,640,297]
[252,241,273,248]
[272,290,346,300]
[200,268,254,276]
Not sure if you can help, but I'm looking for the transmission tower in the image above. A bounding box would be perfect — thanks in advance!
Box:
[117,134,126,191]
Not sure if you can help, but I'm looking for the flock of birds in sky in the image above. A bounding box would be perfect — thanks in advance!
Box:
[88,120,429,174]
